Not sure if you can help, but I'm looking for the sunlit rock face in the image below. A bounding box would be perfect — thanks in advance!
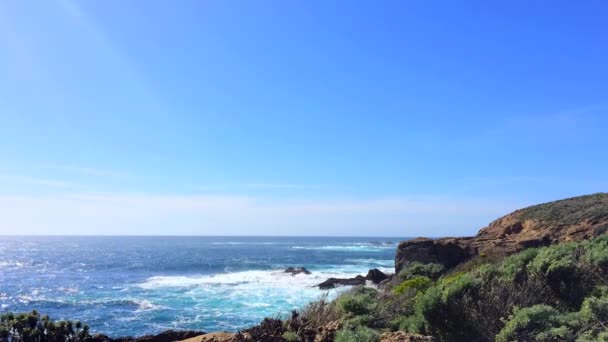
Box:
[395,193,608,273]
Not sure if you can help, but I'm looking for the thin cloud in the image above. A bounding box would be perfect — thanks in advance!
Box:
[0,174,78,188]
[39,164,128,179]
[243,183,322,190]
[197,183,322,192]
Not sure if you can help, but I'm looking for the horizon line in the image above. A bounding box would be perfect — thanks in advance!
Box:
[0,234,428,238]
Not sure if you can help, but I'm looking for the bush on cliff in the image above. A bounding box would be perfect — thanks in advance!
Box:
[0,310,90,342]
[335,287,377,316]
[392,236,608,341]
[393,276,433,296]
[396,262,445,281]
[334,325,379,342]
[195,235,608,342]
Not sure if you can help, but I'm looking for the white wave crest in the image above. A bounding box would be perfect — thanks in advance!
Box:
[291,245,393,252]
[211,242,295,245]
[137,268,361,290]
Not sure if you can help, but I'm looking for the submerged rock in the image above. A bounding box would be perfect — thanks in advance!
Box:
[284,267,311,275]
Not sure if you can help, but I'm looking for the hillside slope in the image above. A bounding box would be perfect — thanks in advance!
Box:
[396,193,608,273]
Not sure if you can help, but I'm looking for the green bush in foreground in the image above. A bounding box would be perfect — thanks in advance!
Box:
[334,325,380,342]
[393,236,608,341]
[397,262,445,281]
[495,305,572,342]
[335,287,377,317]
[393,276,432,296]
[0,310,90,342]
[281,330,300,342]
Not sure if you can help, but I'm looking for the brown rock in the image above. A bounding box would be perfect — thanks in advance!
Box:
[395,237,475,273]
[314,320,342,342]
[109,330,205,342]
[180,332,237,342]
[395,193,608,273]
[380,331,435,342]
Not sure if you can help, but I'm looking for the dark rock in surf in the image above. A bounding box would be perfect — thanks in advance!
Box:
[284,267,311,275]
[317,269,389,289]
[318,275,367,289]
[366,268,389,284]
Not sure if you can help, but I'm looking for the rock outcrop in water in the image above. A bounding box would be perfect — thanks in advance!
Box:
[395,193,608,273]
[317,268,389,289]
[284,267,312,275]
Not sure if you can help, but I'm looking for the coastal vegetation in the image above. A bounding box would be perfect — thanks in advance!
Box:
[270,235,608,341]
[4,239,608,341]
[0,310,90,342]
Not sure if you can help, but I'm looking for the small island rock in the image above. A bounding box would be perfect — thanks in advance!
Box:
[284,267,312,275]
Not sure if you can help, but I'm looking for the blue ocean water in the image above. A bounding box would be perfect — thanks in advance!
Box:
[0,236,402,337]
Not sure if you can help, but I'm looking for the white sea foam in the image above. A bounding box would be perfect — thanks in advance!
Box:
[134,258,398,323]
[138,268,362,290]
[0,260,28,269]
[291,245,393,252]
[211,242,295,245]
[133,299,166,311]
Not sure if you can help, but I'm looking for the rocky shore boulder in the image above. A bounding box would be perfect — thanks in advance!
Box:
[395,193,608,273]
[395,237,475,274]
[92,330,205,342]
[317,269,389,289]
[365,268,389,283]
[284,267,311,275]
[380,331,435,341]
[317,275,367,289]
[179,332,237,342]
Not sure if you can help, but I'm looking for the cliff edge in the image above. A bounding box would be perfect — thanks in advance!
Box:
[396,193,608,273]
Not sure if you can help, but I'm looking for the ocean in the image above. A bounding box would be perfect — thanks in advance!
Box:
[0,236,402,337]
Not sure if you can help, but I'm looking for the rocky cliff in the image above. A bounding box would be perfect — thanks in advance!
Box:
[396,193,608,273]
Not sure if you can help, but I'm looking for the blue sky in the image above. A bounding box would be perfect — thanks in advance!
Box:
[0,1,607,236]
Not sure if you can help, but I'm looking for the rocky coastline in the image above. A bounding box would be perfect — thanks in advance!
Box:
[4,193,608,342]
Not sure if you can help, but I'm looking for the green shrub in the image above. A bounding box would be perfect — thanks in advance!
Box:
[373,290,415,328]
[0,310,90,342]
[495,305,571,342]
[335,287,377,316]
[398,262,445,281]
[281,330,299,342]
[393,276,433,295]
[396,313,427,333]
[499,247,540,281]
[529,243,578,277]
[345,314,375,327]
[401,273,480,340]
[334,325,380,342]
[296,293,340,331]
[583,235,608,269]
[573,292,608,340]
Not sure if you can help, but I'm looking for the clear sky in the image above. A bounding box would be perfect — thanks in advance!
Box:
[0,1,607,236]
